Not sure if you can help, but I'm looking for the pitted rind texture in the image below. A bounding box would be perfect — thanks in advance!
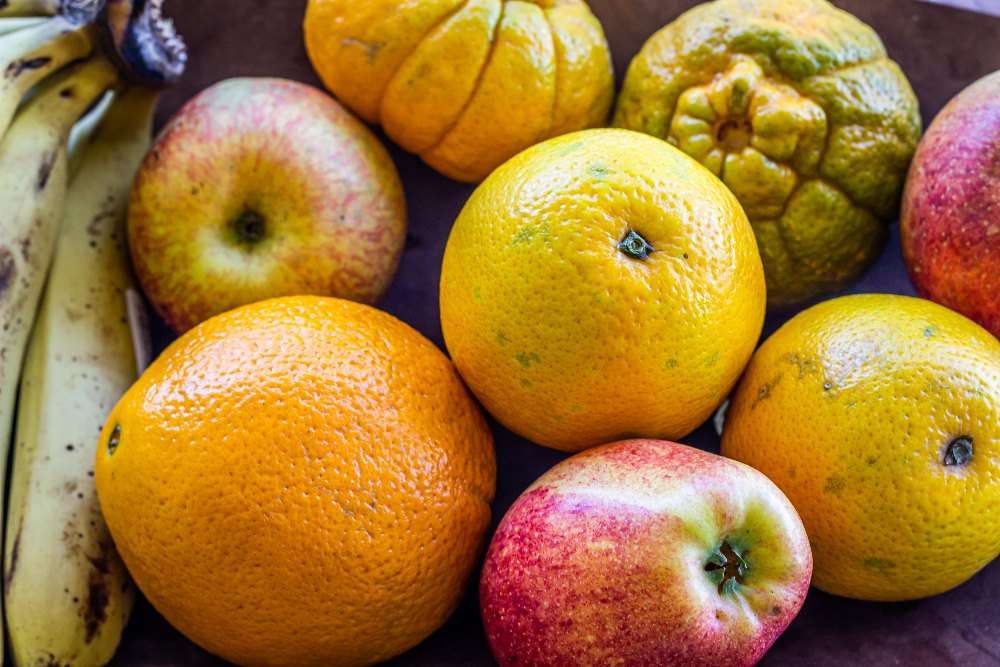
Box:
[722,294,1000,601]
[439,129,766,451]
[95,296,496,667]
[305,0,614,182]
[613,0,921,307]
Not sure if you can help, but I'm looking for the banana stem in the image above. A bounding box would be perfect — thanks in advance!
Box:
[102,0,186,86]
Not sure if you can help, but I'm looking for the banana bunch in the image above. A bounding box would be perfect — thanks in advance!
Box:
[0,1,185,664]
[5,86,158,667]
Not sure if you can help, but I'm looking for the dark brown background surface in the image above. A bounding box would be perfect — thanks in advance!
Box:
[110,1,1000,665]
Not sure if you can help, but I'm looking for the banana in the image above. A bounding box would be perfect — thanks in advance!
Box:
[0,0,60,18]
[66,88,111,173]
[5,86,154,667]
[0,17,46,35]
[0,15,99,141]
[0,55,119,663]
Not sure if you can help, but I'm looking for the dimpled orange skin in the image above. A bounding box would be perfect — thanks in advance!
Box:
[440,129,766,451]
[303,0,614,183]
[722,294,1000,601]
[94,296,496,667]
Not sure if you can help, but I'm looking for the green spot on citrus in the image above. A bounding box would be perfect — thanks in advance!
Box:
[863,557,896,571]
[588,163,612,179]
[823,475,846,494]
[515,352,541,368]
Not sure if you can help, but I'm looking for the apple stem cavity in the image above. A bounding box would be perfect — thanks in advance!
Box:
[704,540,749,595]
[943,436,973,466]
[101,0,188,87]
[618,230,654,260]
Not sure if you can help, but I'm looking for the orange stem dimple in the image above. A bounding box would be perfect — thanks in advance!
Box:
[716,118,752,152]
[943,436,973,466]
[107,424,122,456]
[618,230,654,260]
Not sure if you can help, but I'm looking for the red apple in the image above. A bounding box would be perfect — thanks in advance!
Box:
[902,70,1000,338]
[480,439,812,667]
[128,77,407,333]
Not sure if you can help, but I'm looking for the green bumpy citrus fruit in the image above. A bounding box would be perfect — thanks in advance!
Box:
[614,0,921,307]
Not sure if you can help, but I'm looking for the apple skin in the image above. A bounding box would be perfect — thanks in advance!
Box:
[901,70,1000,338]
[128,77,407,333]
[480,439,812,667]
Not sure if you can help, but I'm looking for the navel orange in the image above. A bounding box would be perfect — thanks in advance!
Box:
[440,129,766,451]
[95,296,496,667]
[722,294,1000,601]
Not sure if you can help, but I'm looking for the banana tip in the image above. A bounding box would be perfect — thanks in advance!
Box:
[101,0,187,87]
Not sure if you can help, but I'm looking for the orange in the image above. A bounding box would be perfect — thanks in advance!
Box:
[613,0,921,307]
[95,296,496,667]
[439,129,766,451]
[303,0,614,182]
[722,294,1000,601]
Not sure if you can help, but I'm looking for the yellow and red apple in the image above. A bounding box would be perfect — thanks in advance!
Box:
[480,439,812,667]
[902,70,1000,338]
[128,77,407,332]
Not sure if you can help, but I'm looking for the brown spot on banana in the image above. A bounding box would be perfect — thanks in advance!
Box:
[36,150,56,190]
[84,557,111,642]
[5,55,52,79]
[0,246,15,296]
[87,551,110,575]
[4,516,23,588]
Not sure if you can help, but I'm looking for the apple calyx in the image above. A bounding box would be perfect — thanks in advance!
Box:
[232,211,268,246]
[704,540,749,595]
[943,436,973,466]
[619,230,654,260]
[101,0,187,87]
